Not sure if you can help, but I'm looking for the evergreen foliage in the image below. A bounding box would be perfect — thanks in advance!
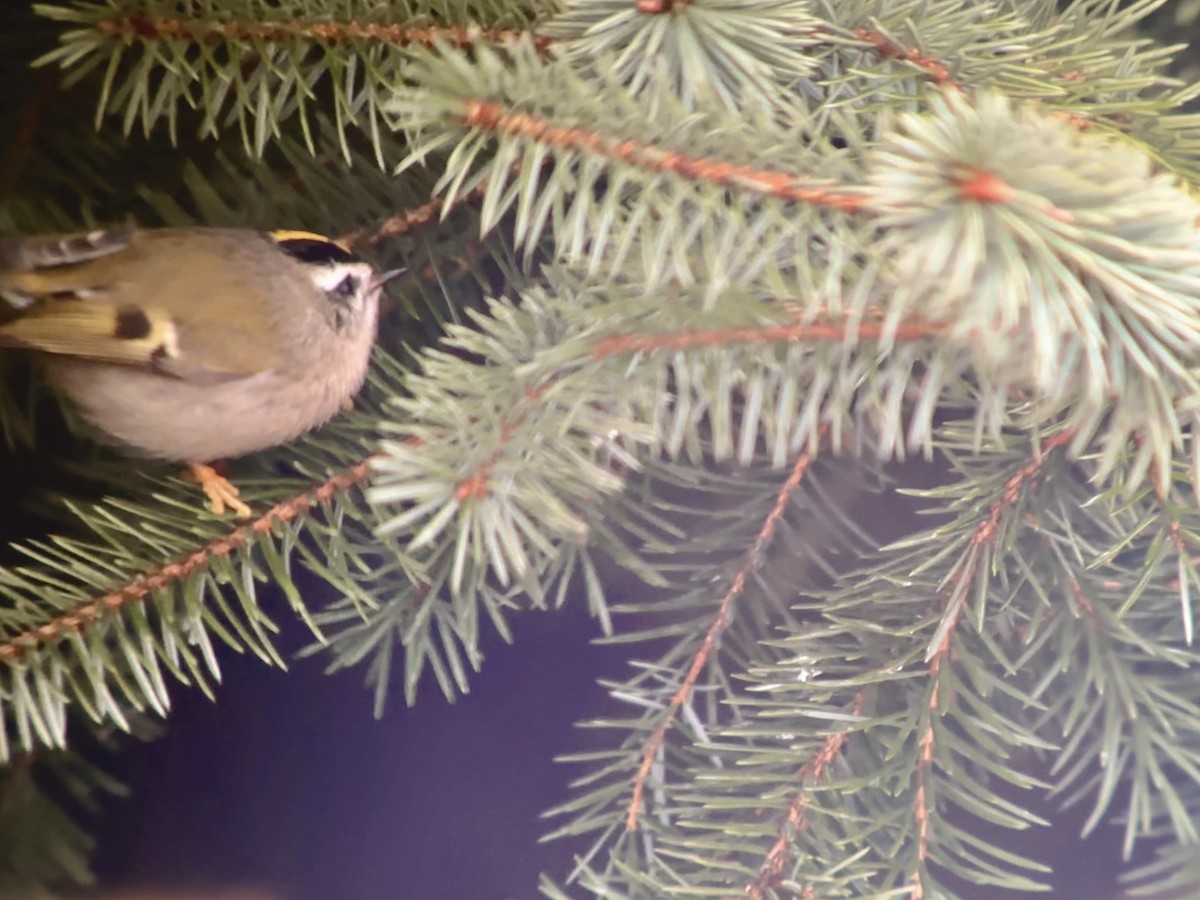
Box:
[3,0,1200,896]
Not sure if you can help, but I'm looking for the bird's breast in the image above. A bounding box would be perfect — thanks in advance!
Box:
[47,347,372,462]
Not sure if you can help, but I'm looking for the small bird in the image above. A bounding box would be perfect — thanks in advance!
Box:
[0,227,402,517]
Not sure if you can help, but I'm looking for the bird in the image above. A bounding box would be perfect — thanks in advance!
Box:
[0,226,403,517]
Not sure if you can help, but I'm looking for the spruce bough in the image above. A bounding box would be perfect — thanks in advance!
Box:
[2,0,1200,896]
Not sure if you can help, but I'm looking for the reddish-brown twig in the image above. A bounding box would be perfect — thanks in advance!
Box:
[627,435,826,831]
[908,427,1074,897]
[0,459,376,662]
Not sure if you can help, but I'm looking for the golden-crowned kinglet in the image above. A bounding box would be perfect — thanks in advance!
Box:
[0,227,403,517]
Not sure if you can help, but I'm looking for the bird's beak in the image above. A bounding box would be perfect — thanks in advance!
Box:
[371,268,407,291]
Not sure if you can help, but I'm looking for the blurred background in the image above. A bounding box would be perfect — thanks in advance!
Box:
[63,558,1158,900]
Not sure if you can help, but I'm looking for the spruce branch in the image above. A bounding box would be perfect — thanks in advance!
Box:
[343,181,489,248]
[368,293,655,589]
[392,40,867,261]
[627,436,827,834]
[10,0,1200,894]
[0,459,373,666]
[1017,470,1200,859]
[849,26,956,87]
[32,4,398,158]
[866,90,1200,490]
[1138,445,1200,644]
[583,424,1116,898]
[87,10,540,49]
[459,99,865,212]
[542,0,822,112]
[745,691,865,900]
[0,392,404,761]
[1122,820,1200,898]
[32,0,550,159]
[394,44,1200,493]
[537,446,878,895]
[589,316,944,359]
[907,428,1073,899]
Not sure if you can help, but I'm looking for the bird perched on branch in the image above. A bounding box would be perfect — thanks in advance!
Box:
[0,227,402,517]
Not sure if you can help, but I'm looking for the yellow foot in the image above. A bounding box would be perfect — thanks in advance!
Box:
[186,461,252,519]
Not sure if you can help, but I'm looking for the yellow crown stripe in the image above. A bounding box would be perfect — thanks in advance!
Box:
[268,230,353,254]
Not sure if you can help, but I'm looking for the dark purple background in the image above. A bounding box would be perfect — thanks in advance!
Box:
[91,593,623,900]
[84,578,1141,900]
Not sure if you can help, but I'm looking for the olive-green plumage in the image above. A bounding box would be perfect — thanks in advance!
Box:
[0,227,397,514]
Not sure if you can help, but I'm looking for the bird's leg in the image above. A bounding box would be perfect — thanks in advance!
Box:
[186,461,252,519]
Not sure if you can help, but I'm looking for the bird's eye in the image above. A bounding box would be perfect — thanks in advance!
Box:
[329,273,359,299]
[310,262,372,307]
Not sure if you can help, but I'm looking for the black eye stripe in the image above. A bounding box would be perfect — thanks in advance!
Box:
[274,237,361,266]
